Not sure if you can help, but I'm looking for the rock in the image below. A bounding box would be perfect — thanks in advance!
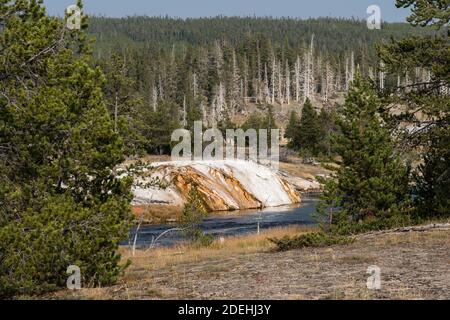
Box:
[132,160,303,212]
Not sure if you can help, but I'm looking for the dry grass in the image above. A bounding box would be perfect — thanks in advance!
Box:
[47,225,316,300]
[46,226,450,300]
[122,225,317,271]
[371,227,450,248]
[279,161,330,181]
[132,205,183,223]
[124,154,171,166]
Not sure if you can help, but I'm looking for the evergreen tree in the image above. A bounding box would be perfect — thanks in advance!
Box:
[415,126,450,218]
[263,105,278,131]
[285,110,300,149]
[297,98,321,156]
[263,105,279,142]
[180,186,213,247]
[318,75,411,233]
[318,108,339,158]
[216,113,236,135]
[185,97,204,132]
[102,52,146,156]
[241,106,278,142]
[377,0,449,218]
[144,101,180,155]
[0,0,132,296]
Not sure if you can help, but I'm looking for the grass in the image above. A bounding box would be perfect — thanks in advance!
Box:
[44,225,316,300]
[44,223,449,300]
[278,160,330,181]
[122,225,318,272]
[132,205,183,224]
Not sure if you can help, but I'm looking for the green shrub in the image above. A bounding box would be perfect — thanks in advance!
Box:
[329,213,414,236]
[269,232,354,252]
[190,231,215,248]
[0,194,133,297]
[180,186,213,248]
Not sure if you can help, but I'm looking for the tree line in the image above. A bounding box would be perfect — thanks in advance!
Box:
[93,16,436,156]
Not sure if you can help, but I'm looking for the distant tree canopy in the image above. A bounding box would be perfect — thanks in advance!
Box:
[285,99,338,158]
[87,16,436,156]
[87,16,432,54]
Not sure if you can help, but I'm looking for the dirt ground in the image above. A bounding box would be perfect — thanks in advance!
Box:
[51,226,450,300]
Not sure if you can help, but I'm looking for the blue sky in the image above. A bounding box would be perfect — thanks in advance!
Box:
[42,0,411,22]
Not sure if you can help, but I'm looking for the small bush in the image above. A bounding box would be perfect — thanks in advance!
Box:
[190,231,215,248]
[179,186,213,248]
[330,212,414,236]
[269,232,354,252]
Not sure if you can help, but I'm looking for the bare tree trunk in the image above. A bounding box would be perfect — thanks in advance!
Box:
[264,63,270,104]
[152,86,158,112]
[350,51,355,83]
[379,61,385,90]
[114,92,118,133]
[309,34,315,100]
[256,43,262,103]
[182,95,187,127]
[193,72,198,98]
[345,57,349,91]
[278,60,283,104]
[285,60,291,105]
[271,58,276,105]
[295,56,300,102]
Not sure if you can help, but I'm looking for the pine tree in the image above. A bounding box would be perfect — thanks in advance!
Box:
[318,108,338,158]
[318,75,411,234]
[285,111,300,149]
[144,101,180,155]
[297,98,321,155]
[180,186,213,247]
[415,126,450,218]
[0,0,133,296]
[102,52,146,156]
[377,0,449,219]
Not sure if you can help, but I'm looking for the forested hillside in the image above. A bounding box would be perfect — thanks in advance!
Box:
[88,16,430,52]
[86,16,436,155]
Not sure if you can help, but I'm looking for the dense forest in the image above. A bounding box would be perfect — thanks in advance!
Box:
[86,16,437,155]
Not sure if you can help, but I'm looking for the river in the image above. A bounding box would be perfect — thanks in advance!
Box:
[127,196,319,248]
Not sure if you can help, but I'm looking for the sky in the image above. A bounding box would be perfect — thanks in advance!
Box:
[42,0,412,22]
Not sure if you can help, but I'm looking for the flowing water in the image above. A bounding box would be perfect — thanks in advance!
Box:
[127,196,319,248]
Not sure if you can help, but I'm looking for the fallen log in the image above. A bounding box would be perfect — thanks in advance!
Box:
[357,223,450,239]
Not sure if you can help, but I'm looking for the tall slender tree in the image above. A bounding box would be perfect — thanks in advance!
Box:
[297,98,321,155]
[318,75,411,233]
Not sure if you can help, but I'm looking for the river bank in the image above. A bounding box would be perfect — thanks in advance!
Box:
[48,223,450,300]
[129,156,329,224]
[127,196,319,248]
